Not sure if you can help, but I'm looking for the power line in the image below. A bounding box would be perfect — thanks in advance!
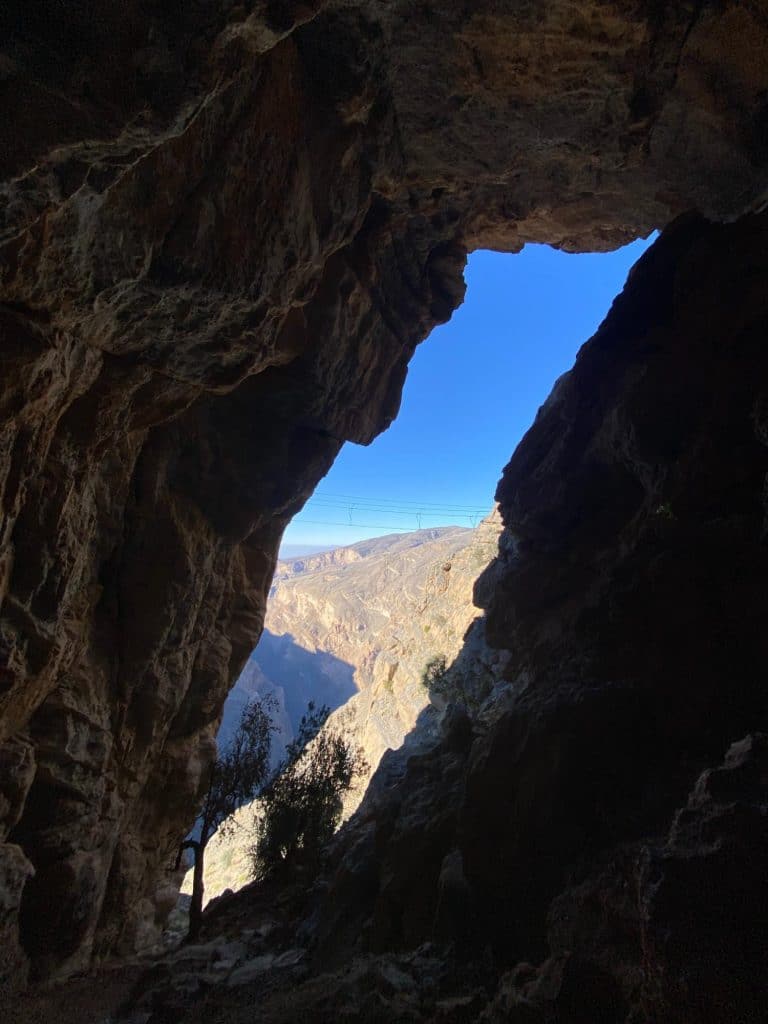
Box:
[293,493,492,534]
[304,502,487,520]
[294,519,472,532]
[311,491,490,511]
[311,499,489,513]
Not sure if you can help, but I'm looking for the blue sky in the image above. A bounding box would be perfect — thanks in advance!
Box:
[283,237,654,550]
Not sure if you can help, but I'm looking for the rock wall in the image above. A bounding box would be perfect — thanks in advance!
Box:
[309,211,768,1022]
[1,0,768,989]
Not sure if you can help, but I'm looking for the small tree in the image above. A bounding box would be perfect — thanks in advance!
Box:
[421,654,449,692]
[283,700,330,766]
[421,654,478,708]
[252,708,367,879]
[176,696,274,940]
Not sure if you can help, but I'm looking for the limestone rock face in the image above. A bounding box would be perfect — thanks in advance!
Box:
[306,211,768,1021]
[1,0,768,988]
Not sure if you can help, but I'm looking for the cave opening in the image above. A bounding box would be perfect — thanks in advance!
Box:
[193,236,657,907]
[3,0,768,1011]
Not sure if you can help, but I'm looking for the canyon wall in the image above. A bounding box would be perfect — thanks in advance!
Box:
[267,522,500,767]
[1,0,768,990]
[182,521,501,905]
[307,210,768,1023]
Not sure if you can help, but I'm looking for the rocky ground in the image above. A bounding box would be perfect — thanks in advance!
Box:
[19,717,765,1024]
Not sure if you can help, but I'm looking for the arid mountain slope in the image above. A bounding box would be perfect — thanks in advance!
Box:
[221,526,477,754]
[186,520,501,902]
[267,521,500,769]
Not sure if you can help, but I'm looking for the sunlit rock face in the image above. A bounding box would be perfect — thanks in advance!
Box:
[1,0,768,988]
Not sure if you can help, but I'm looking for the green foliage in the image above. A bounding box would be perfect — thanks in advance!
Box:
[421,654,448,692]
[421,653,486,711]
[251,705,368,879]
[200,695,276,844]
[180,695,275,939]
[282,700,328,767]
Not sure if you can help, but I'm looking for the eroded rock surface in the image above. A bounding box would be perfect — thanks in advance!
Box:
[1,0,768,993]
[301,211,768,1022]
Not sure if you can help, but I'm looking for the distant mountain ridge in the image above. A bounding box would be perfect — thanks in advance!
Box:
[277,542,335,559]
[274,526,468,582]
